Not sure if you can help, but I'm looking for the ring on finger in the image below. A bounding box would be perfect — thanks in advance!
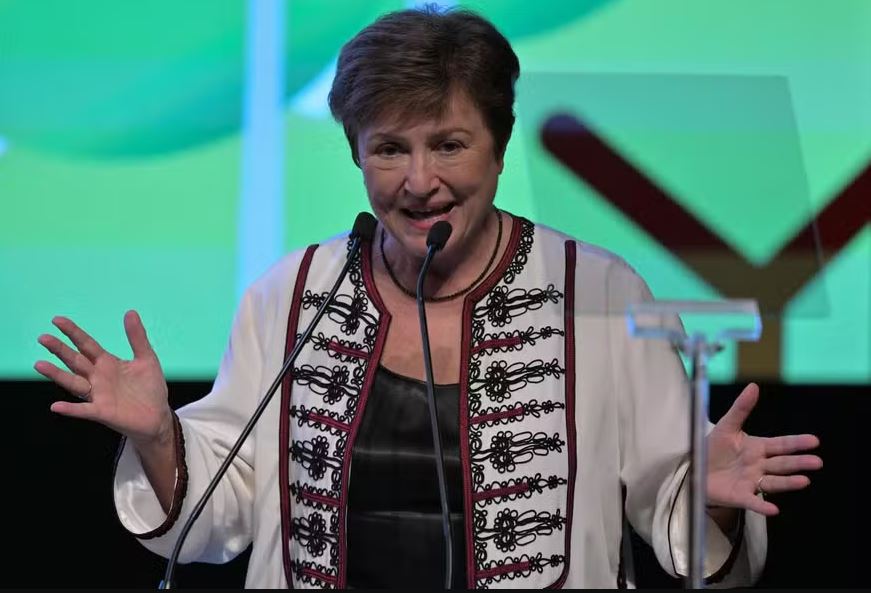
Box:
[755,475,766,496]
[77,384,92,401]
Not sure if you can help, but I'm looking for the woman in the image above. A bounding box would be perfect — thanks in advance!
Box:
[35,6,821,589]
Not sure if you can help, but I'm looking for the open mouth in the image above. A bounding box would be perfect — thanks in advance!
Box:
[402,203,455,220]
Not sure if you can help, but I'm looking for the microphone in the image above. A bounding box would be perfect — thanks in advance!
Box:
[415,220,455,590]
[426,220,452,251]
[159,212,378,589]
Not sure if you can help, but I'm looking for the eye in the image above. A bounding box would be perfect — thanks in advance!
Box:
[375,143,402,158]
[439,140,464,155]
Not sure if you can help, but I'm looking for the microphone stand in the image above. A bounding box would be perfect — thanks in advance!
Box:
[159,217,374,589]
[415,223,454,590]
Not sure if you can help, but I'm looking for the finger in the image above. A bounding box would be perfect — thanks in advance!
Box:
[124,310,155,360]
[52,316,106,363]
[740,494,780,517]
[763,434,820,456]
[37,334,94,377]
[716,383,759,433]
[764,454,823,475]
[49,399,100,421]
[34,360,92,399]
[758,474,811,494]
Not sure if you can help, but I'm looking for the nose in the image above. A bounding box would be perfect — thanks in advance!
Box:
[403,151,440,198]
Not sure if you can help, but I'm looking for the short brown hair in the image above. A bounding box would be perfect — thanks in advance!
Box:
[328,5,520,166]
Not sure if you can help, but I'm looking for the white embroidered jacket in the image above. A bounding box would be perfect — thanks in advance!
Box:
[114,215,766,588]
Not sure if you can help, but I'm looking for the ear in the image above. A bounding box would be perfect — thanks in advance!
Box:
[495,137,509,174]
[352,141,362,168]
[346,125,362,168]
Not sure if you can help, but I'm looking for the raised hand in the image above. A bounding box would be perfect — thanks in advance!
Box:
[35,310,174,448]
[706,383,823,516]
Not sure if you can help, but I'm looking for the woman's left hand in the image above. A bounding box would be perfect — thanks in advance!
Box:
[706,383,822,516]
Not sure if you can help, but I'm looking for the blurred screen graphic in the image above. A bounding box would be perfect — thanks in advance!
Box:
[1,0,868,383]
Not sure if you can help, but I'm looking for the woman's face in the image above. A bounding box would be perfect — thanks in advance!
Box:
[357,91,504,262]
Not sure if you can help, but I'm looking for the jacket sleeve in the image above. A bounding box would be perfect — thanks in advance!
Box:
[112,263,286,565]
[606,259,767,586]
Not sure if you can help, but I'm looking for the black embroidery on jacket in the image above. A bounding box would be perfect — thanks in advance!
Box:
[478,284,563,329]
[289,404,350,435]
[476,473,569,506]
[311,333,369,361]
[291,511,338,558]
[502,220,535,285]
[327,292,377,338]
[290,482,339,512]
[477,552,566,586]
[469,358,564,406]
[290,558,337,588]
[292,364,363,408]
[301,289,329,311]
[473,399,566,427]
[477,507,567,553]
[285,236,386,590]
[290,435,343,486]
[472,430,565,474]
[476,325,564,354]
[301,290,378,348]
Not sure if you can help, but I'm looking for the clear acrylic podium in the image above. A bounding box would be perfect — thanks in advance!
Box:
[626,299,762,589]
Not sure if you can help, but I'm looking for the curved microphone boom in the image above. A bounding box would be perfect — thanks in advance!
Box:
[159,212,377,589]
[415,220,455,589]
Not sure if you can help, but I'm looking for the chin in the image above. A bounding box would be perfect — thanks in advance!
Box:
[407,241,433,261]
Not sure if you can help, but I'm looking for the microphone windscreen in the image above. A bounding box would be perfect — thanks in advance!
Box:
[351,212,378,242]
[426,221,452,250]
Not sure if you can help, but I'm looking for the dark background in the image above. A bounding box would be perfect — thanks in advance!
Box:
[5,379,866,589]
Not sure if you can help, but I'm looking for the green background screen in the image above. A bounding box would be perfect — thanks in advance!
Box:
[1,0,868,383]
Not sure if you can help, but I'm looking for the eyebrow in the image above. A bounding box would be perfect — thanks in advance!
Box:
[366,127,473,144]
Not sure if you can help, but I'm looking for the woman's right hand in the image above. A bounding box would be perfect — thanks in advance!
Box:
[35,310,174,449]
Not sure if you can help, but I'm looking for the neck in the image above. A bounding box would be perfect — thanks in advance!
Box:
[380,209,506,302]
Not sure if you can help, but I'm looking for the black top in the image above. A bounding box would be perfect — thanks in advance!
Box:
[346,365,466,589]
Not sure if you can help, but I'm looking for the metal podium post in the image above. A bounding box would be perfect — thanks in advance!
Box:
[626,299,761,589]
